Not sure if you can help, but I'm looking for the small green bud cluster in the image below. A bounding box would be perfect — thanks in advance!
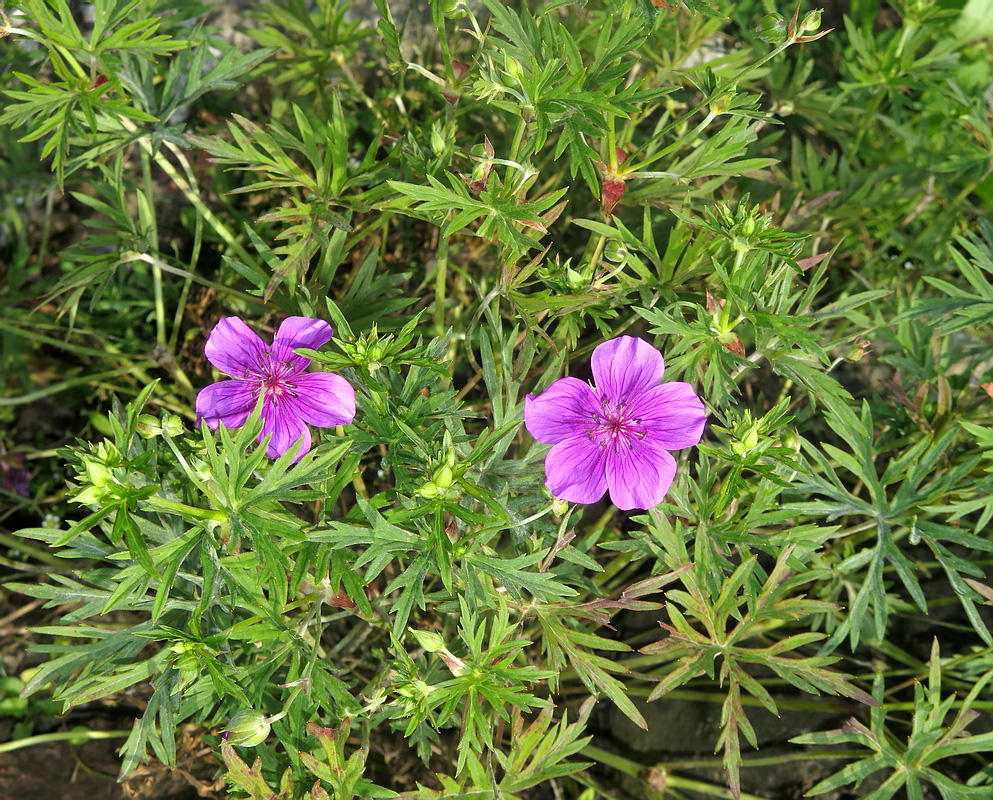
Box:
[345,327,386,371]
[136,413,183,439]
[169,641,201,690]
[730,415,762,457]
[418,448,460,501]
[703,195,805,259]
[73,441,123,505]
[757,6,831,45]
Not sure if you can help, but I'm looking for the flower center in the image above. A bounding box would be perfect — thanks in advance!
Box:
[259,357,298,406]
[589,398,644,456]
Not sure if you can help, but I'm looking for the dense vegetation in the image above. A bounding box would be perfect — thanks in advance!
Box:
[2,0,992,798]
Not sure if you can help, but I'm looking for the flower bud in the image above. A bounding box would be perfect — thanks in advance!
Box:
[418,481,441,499]
[223,710,270,746]
[162,415,183,437]
[442,0,468,18]
[551,497,570,516]
[709,93,734,116]
[565,267,586,290]
[846,338,870,362]
[603,240,627,263]
[781,429,800,452]
[430,124,446,156]
[73,484,109,505]
[409,629,446,652]
[504,56,524,84]
[756,13,788,43]
[433,465,454,490]
[82,456,113,488]
[136,414,162,438]
[743,425,760,450]
[799,9,822,34]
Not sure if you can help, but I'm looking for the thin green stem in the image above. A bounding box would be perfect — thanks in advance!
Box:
[113,127,262,274]
[0,365,153,407]
[140,496,226,523]
[435,233,450,337]
[606,114,618,171]
[720,249,747,331]
[139,145,165,347]
[582,745,773,800]
[507,117,528,165]
[0,729,131,755]
[0,531,65,567]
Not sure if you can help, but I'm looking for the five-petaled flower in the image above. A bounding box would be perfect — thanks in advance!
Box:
[196,316,355,461]
[524,336,706,510]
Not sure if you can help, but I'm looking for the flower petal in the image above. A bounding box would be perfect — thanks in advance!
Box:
[271,317,333,371]
[591,336,665,401]
[543,435,609,505]
[204,317,268,379]
[605,441,677,511]
[196,380,259,430]
[259,399,312,461]
[525,377,600,445]
[283,372,356,427]
[629,382,707,450]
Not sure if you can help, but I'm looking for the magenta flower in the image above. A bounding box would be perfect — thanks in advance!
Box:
[195,316,355,460]
[524,336,706,511]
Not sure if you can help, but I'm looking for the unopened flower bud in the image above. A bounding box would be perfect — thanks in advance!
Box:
[82,457,114,488]
[430,125,446,156]
[709,93,734,116]
[471,161,489,184]
[162,415,183,437]
[846,338,870,362]
[418,481,441,499]
[504,55,523,84]
[565,267,585,290]
[136,414,162,438]
[73,483,109,505]
[782,430,800,452]
[731,425,760,457]
[223,710,270,747]
[756,13,788,43]
[799,9,822,34]
[433,465,454,490]
[442,0,468,18]
[410,628,446,652]
[603,240,627,263]
[743,425,760,450]
[551,497,570,516]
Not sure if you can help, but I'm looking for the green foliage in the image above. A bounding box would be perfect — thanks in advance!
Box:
[794,640,993,799]
[2,0,993,799]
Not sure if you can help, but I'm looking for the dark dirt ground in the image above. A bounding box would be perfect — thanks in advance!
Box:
[0,719,223,800]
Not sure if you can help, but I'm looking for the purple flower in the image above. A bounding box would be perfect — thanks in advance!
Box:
[195,316,355,461]
[524,336,706,511]
[1,454,30,498]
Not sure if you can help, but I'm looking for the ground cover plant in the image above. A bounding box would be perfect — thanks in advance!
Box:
[2,0,993,798]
